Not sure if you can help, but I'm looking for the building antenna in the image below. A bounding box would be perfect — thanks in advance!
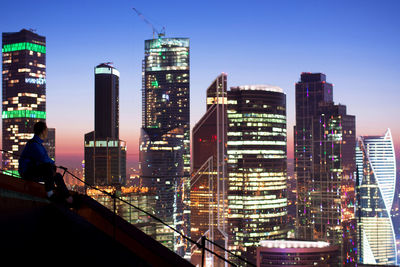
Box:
[132,7,165,39]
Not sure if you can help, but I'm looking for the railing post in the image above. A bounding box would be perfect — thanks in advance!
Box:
[201,236,206,267]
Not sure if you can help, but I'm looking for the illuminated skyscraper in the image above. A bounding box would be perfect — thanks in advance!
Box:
[2,29,46,173]
[139,38,189,256]
[191,73,227,266]
[43,128,55,161]
[227,85,288,264]
[356,129,397,265]
[84,63,126,187]
[294,73,356,265]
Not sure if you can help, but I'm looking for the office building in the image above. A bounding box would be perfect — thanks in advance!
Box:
[257,240,339,266]
[356,129,397,265]
[190,73,227,266]
[227,85,288,264]
[139,38,190,256]
[84,63,126,187]
[43,127,55,161]
[294,73,356,265]
[2,29,46,174]
[87,186,157,238]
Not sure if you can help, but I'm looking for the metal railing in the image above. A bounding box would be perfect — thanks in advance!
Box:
[0,149,256,267]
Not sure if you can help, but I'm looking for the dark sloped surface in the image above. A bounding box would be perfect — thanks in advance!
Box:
[0,173,193,267]
[0,202,150,266]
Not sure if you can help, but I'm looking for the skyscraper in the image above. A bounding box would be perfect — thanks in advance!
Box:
[227,85,288,264]
[191,73,227,266]
[84,63,126,187]
[356,129,397,265]
[139,38,190,256]
[294,73,356,265]
[94,63,119,140]
[43,127,55,161]
[2,29,46,174]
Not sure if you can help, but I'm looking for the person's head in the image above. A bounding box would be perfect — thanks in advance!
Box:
[34,121,48,139]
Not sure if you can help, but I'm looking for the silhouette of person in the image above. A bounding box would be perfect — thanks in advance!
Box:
[19,121,73,204]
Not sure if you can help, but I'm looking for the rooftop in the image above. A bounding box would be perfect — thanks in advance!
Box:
[232,84,284,93]
[260,240,331,249]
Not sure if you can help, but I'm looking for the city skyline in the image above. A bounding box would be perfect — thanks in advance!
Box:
[1,0,399,171]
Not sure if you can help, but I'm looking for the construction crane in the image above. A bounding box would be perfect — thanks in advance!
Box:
[132,7,165,39]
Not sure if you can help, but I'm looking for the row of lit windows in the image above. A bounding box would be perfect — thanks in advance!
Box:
[228,113,285,119]
[228,149,285,155]
[227,140,286,146]
[228,211,286,219]
[228,131,286,138]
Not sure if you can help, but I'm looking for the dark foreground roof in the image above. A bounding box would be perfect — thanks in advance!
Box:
[0,173,193,267]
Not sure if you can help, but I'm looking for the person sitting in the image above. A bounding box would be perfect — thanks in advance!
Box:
[18,121,73,204]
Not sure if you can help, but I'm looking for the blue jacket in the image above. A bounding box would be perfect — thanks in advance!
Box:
[18,135,55,175]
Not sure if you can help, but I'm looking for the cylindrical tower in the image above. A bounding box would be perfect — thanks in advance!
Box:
[227,85,288,264]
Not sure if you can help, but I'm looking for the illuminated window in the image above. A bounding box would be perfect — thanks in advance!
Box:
[2,42,46,53]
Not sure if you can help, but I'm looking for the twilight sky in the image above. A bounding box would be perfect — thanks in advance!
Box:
[1,0,399,169]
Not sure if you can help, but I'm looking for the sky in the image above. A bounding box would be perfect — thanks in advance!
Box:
[1,0,399,169]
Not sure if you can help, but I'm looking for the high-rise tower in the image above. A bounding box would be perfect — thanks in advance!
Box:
[356,129,397,265]
[94,63,119,139]
[43,128,55,161]
[139,38,190,256]
[227,85,288,264]
[294,73,356,265]
[191,73,228,266]
[84,63,126,187]
[2,29,46,173]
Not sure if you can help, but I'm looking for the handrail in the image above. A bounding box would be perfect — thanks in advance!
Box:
[62,167,248,266]
[0,149,256,267]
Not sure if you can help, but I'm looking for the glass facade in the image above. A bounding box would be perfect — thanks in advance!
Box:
[94,63,119,140]
[2,29,46,171]
[87,186,157,238]
[356,129,397,265]
[84,63,126,187]
[140,37,190,256]
[43,128,55,161]
[84,132,127,186]
[190,74,228,266]
[227,85,288,264]
[294,73,356,266]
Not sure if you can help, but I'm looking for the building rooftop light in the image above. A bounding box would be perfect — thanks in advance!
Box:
[233,85,284,93]
[259,240,330,249]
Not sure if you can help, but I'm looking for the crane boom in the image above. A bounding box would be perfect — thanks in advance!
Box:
[132,7,165,39]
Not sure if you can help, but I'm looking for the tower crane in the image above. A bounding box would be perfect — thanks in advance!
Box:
[132,7,165,39]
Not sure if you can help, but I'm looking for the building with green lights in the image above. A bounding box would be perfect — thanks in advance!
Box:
[227,85,288,264]
[2,29,47,172]
[84,63,126,187]
[139,38,190,256]
[294,73,356,266]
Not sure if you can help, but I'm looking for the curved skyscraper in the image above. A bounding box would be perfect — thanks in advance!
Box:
[356,129,397,265]
[227,85,288,264]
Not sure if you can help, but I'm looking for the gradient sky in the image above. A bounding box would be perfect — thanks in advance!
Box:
[1,0,399,169]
